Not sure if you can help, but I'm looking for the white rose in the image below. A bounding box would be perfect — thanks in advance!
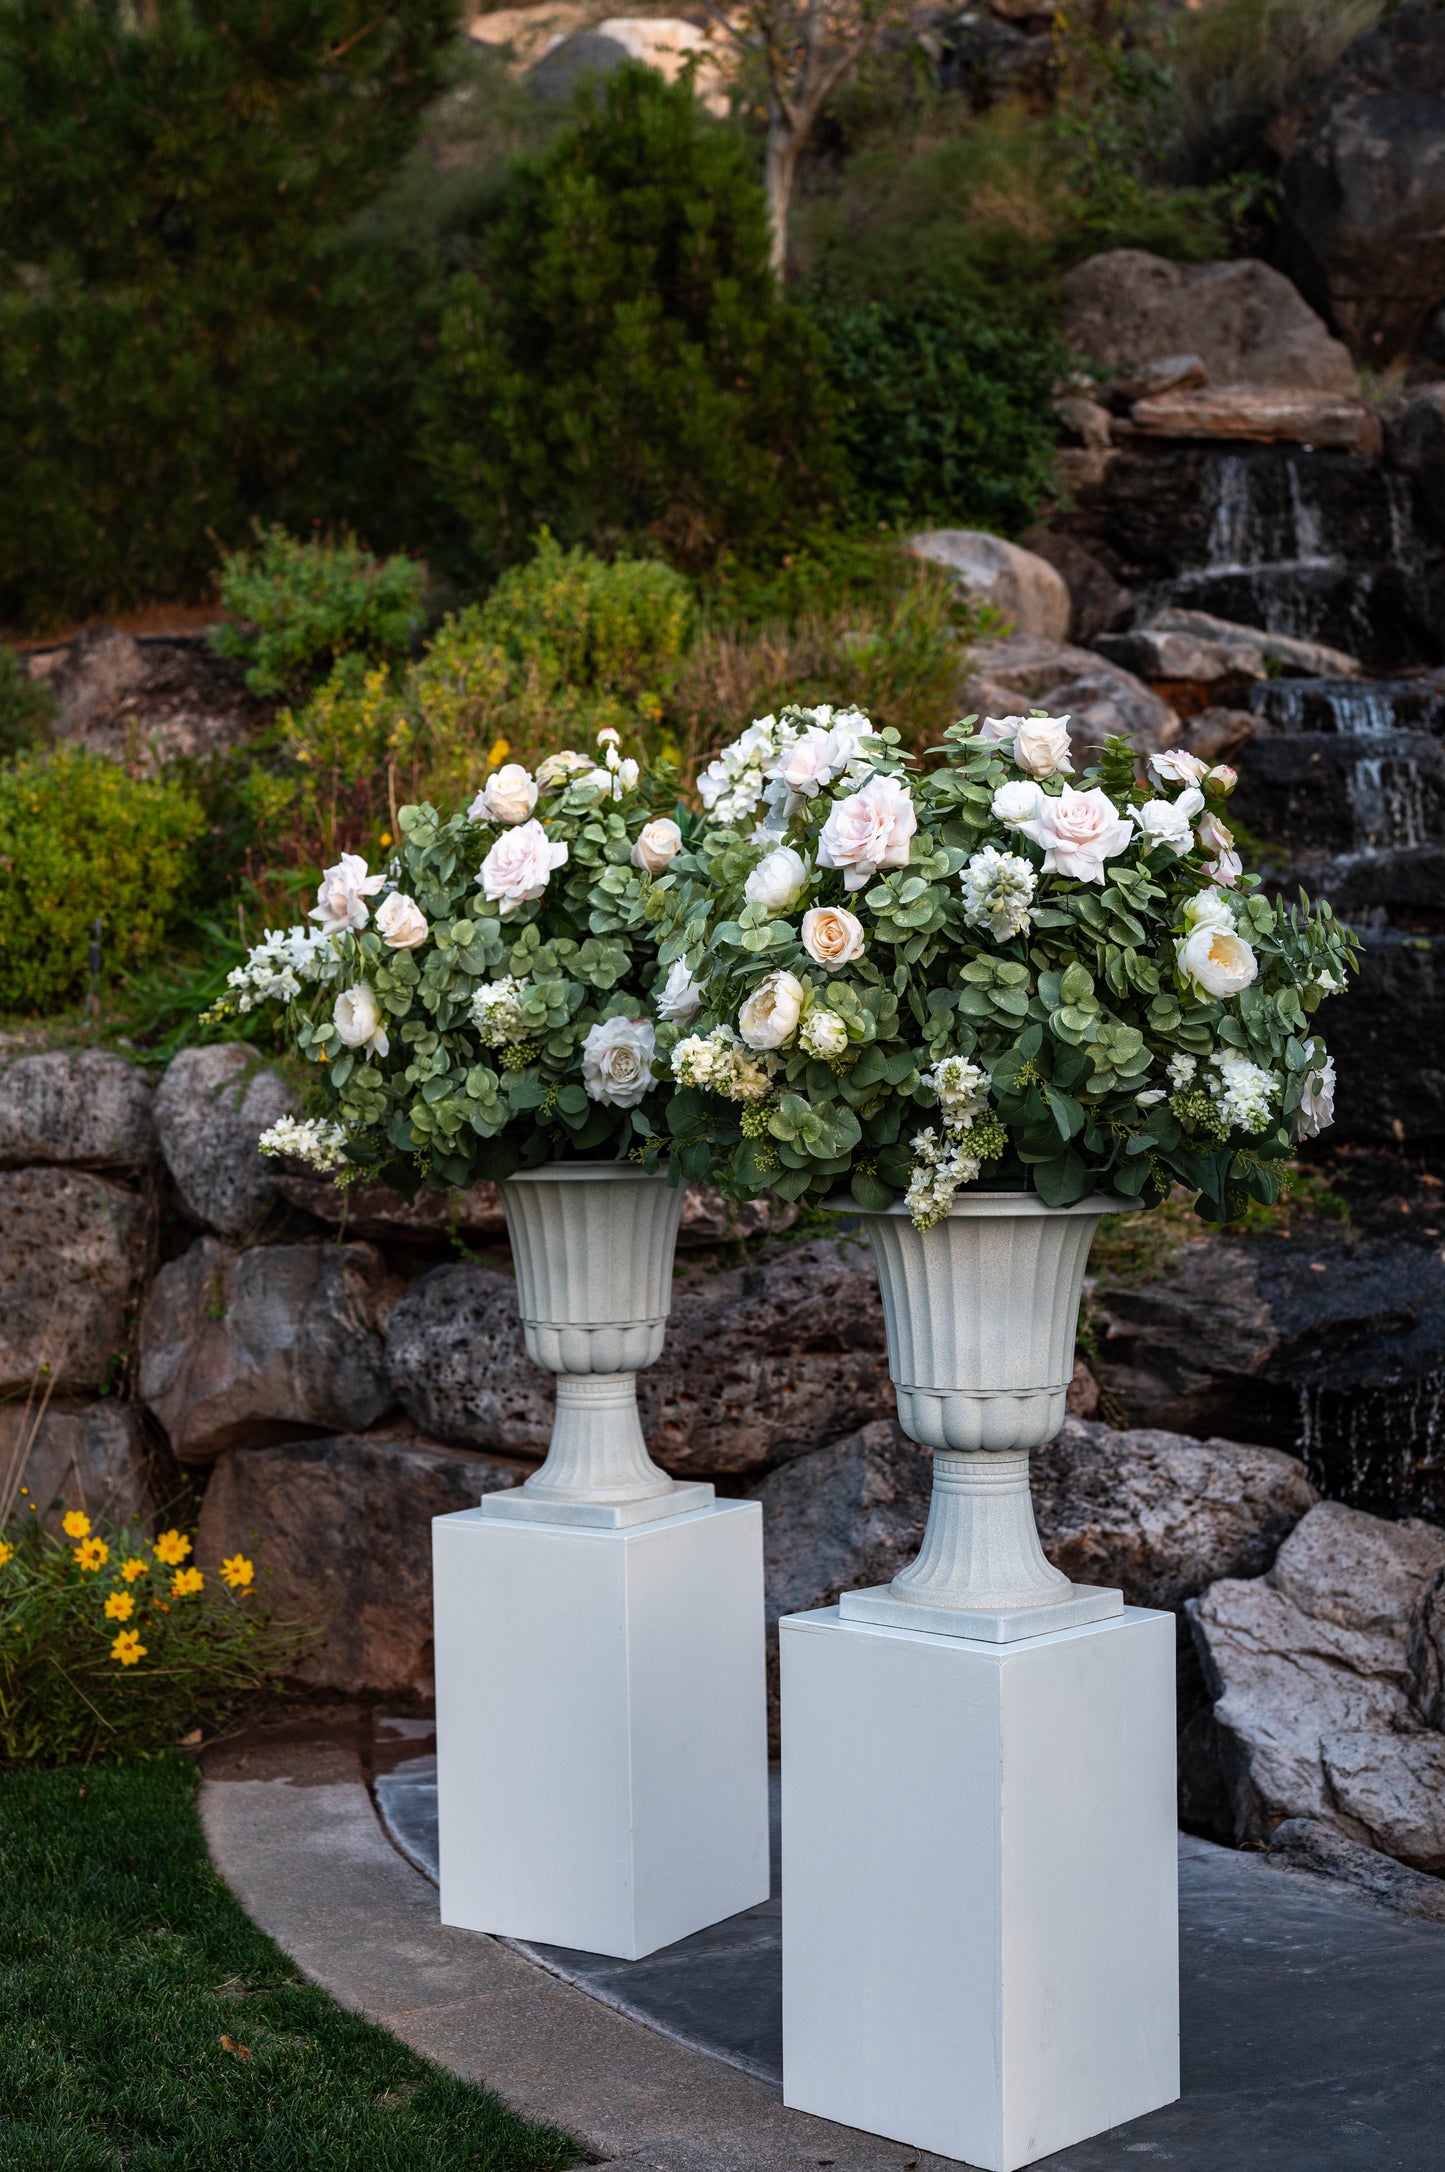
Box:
[1014,784,1134,884]
[1013,715,1074,780]
[581,1016,657,1108]
[1132,787,1204,856]
[817,775,918,892]
[1198,809,1242,885]
[1177,923,1258,999]
[771,725,841,804]
[374,892,428,950]
[801,905,866,970]
[991,778,1047,828]
[744,844,809,911]
[1205,764,1239,797]
[478,818,569,917]
[631,818,683,874]
[1183,888,1235,933]
[1298,1053,1336,1139]
[979,714,1027,745]
[310,852,385,936]
[1148,749,1209,788]
[333,982,389,1058]
[799,1007,848,1058]
[656,958,705,1023]
[738,969,804,1050]
[536,749,593,788]
[469,763,539,826]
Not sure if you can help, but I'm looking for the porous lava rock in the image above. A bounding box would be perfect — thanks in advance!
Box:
[0,1402,153,1533]
[0,1167,146,1394]
[154,1043,296,1238]
[0,1049,155,1167]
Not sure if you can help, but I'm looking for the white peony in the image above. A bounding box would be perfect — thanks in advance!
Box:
[656,958,705,1023]
[478,819,568,916]
[1013,715,1074,780]
[1013,784,1134,883]
[744,844,809,911]
[631,817,684,874]
[1183,888,1236,933]
[333,982,389,1058]
[991,777,1047,828]
[374,893,428,950]
[310,852,385,937]
[801,905,866,970]
[1298,1053,1337,1139]
[799,1006,849,1058]
[1177,923,1258,999]
[469,763,538,826]
[581,1016,656,1107]
[1148,749,1209,789]
[817,775,917,892]
[1132,787,1205,856]
[738,969,805,1050]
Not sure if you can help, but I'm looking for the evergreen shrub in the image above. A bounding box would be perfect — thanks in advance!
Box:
[213,528,429,698]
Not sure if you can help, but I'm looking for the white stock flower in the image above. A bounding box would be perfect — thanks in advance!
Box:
[581,1016,656,1108]
[1148,750,1209,789]
[333,983,389,1058]
[631,818,683,874]
[1298,1053,1337,1138]
[656,958,705,1023]
[801,905,866,970]
[1013,715,1074,780]
[1210,1050,1278,1135]
[799,1007,849,1058]
[744,844,809,911]
[1132,787,1204,856]
[468,763,538,826]
[470,977,530,1047]
[738,969,805,1050]
[374,892,429,949]
[257,1114,349,1173]
[1167,1052,1198,1090]
[1177,923,1258,999]
[817,775,917,892]
[478,818,568,916]
[959,847,1036,940]
[227,926,340,1011]
[310,852,385,936]
[922,1055,990,1125]
[1014,785,1134,883]
[991,778,1047,828]
[670,1024,775,1102]
[905,1125,982,1230]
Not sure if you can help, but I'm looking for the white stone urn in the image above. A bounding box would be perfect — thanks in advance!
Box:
[837,1191,1125,1640]
[479,1163,713,1528]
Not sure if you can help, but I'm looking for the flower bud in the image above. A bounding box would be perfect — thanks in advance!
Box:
[1205,764,1238,797]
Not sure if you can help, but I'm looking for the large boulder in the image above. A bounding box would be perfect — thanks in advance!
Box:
[138,1236,395,1461]
[0,1168,146,1393]
[524,17,730,114]
[1019,528,1133,645]
[196,1433,533,1696]
[908,531,1071,641]
[958,634,1178,758]
[0,1049,155,1167]
[1060,251,1359,393]
[380,1263,551,1461]
[154,1043,296,1238]
[1384,384,1445,534]
[1189,1502,1445,1858]
[27,624,262,771]
[1406,1564,1445,1727]
[0,1402,153,1534]
[1279,4,1445,367]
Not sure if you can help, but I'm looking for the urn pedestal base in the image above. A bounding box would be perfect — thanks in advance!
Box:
[781,1604,1179,2172]
[478,1479,715,1530]
[837,1579,1122,1642]
[433,1500,769,1960]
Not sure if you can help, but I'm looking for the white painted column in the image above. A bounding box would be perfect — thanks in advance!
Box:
[781,1605,1180,2172]
[434,1499,770,1960]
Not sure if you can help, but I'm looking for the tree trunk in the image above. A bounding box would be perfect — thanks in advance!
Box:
[764,107,800,280]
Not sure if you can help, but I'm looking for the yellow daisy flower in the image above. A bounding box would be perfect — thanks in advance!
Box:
[171,1566,204,1597]
[220,1554,255,1591]
[0,1540,14,1568]
[104,1591,135,1622]
[121,1556,149,1583]
[74,1537,110,1572]
[111,1629,146,1666]
[62,1510,92,1540]
[487,735,511,767]
[153,1529,192,1567]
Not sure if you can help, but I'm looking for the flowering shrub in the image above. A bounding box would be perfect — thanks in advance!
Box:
[0,1509,300,1767]
[213,734,693,1186]
[657,705,1355,1225]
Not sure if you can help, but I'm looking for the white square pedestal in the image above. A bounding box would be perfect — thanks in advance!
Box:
[433,1499,769,1960]
[781,1605,1179,2172]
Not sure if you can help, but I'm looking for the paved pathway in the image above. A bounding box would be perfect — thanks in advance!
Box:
[203,1721,1445,2172]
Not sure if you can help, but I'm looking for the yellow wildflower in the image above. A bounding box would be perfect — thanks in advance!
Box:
[62,1510,92,1540]
[104,1590,135,1622]
[111,1629,146,1666]
[121,1556,149,1583]
[171,1566,205,1597]
[378,831,393,850]
[0,1540,14,1568]
[74,1537,110,1572]
[487,735,510,768]
[220,1554,255,1590]
[153,1529,192,1567]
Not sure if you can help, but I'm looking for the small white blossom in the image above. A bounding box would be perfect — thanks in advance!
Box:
[1298,1053,1336,1138]
[471,976,531,1048]
[921,1055,990,1126]
[225,926,341,1012]
[959,847,1036,940]
[670,1025,776,1103]
[655,958,705,1023]
[257,1114,350,1173]
[1210,1050,1278,1135]
[1167,1053,1198,1090]
[1135,1089,1167,1107]
[905,1126,983,1230]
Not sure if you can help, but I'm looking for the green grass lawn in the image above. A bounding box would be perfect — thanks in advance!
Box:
[0,1758,580,2171]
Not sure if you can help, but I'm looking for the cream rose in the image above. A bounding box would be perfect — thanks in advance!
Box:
[1177,923,1258,999]
[478,818,568,916]
[1132,787,1204,856]
[1205,763,1239,797]
[631,817,683,874]
[655,958,705,1023]
[772,725,842,804]
[979,714,1027,746]
[738,969,805,1050]
[817,776,917,892]
[581,1016,656,1108]
[374,893,428,950]
[1148,749,1209,789]
[801,905,866,970]
[310,852,385,936]
[744,844,809,911]
[991,778,1046,828]
[1013,715,1074,780]
[333,982,389,1058]
[1014,784,1134,883]
[469,763,539,826]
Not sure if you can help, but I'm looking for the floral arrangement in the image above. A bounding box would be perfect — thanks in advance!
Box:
[655,703,1354,1225]
[211,732,696,1188]
[0,1504,298,1767]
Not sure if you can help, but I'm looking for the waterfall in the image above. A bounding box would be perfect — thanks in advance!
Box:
[1348,755,1430,849]
[1199,451,1337,575]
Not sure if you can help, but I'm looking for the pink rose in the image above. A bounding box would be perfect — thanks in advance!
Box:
[1014,785,1133,884]
[817,775,917,893]
[478,819,568,916]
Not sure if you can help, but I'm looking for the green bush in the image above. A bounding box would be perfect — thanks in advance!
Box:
[0,749,204,1013]
[212,527,429,698]
[471,531,694,717]
[0,648,55,759]
[420,66,840,578]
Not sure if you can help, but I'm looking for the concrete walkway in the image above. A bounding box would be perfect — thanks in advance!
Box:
[203,1723,1445,2172]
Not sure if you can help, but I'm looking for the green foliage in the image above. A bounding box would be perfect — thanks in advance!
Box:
[0,1760,579,2166]
[420,65,840,578]
[0,649,55,760]
[1163,0,1386,182]
[213,528,429,699]
[475,533,695,723]
[0,749,203,1013]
